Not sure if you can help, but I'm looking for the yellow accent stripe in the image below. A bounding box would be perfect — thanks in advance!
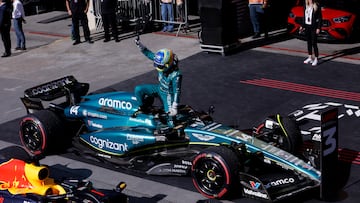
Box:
[163,49,169,64]
[276,114,289,138]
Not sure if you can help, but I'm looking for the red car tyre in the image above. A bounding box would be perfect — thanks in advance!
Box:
[191,146,242,199]
[19,109,65,156]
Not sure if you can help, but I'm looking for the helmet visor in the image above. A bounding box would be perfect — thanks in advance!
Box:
[154,63,166,72]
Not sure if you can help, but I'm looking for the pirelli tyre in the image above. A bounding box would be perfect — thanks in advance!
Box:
[191,146,241,199]
[277,115,302,153]
[19,109,66,156]
[256,114,302,154]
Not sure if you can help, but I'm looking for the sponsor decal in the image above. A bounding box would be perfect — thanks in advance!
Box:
[126,135,144,145]
[235,133,253,143]
[155,136,166,142]
[182,160,192,166]
[171,169,187,173]
[312,132,321,142]
[98,98,133,110]
[90,136,128,152]
[173,164,188,169]
[243,188,268,199]
[84,110,107,119]
[270,178,295,186]
[192,133,215,141]
[97,153,111,159]
[163,168,187,174]
[87,120,103,129]
[30,77,73,96]
[129,117,153,125]
[250,181,261,189]
[70,105,80,116]
[70,106,107,119]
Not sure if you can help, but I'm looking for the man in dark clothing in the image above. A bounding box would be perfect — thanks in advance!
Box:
[100,0,119,42]
[0,0,12,57]
[66,0,93,45]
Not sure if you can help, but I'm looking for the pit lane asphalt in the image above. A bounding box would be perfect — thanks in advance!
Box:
[1,11,360,203]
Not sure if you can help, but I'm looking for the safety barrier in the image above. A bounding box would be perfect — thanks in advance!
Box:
[93,0,103,30]
[151,0,189,36]
[92,0,189,36]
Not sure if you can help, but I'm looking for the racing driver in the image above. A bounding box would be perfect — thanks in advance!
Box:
[133,38,182,130]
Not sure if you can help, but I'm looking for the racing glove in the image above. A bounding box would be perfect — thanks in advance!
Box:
[135,38,145,51]
[168,102,178,116]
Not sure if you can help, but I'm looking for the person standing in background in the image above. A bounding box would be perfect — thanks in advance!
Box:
[248,0,268,39]
[0,0,12,57]
[100,0,119,42]
[12,0,26,51]
[66,0,93,45]
[176,0,189,33]
[160,0,174,32]
[300,0,322,66]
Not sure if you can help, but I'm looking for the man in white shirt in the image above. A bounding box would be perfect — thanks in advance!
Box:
[12,0,26,50]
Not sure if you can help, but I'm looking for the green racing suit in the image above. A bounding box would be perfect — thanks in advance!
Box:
[135,47,182,128]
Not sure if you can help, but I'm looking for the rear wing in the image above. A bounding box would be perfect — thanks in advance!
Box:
[320,108,339,201]
[20,75,89,113]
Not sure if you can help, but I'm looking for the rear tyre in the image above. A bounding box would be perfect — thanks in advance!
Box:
[191,146,241,199]
[19,109,66,156]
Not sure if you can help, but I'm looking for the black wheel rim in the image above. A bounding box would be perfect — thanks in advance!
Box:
[193,157,226,195]
[20,121,43,152]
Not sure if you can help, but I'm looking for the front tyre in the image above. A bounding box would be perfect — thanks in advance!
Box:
[19,109,65,156]
[276,115,302,153]
[256,114,302,153]
[191,146,240,199]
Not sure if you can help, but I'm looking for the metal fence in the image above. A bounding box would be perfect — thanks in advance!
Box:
[93,0,189,36]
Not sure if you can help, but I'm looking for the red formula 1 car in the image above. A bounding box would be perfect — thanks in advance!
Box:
[287,0,360,42]
[0,145,128,203]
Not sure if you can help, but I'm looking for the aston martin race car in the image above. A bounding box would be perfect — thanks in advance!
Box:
[18,75,339,201]
[0,145,128,203]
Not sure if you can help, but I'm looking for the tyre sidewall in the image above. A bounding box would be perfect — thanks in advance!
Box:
[19,110,65,156]
[191,146,240,199]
